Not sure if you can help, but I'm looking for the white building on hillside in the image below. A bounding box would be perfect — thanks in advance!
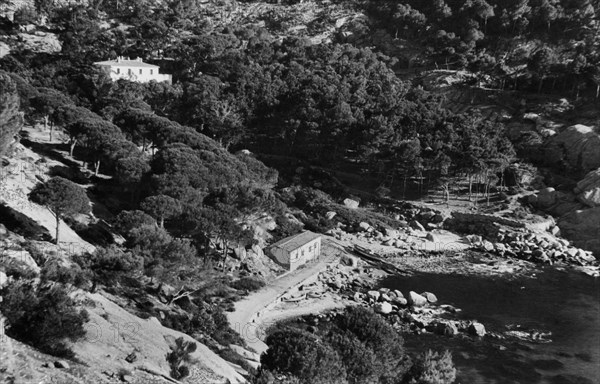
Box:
[94,57,172,84]
[268,231,322,271]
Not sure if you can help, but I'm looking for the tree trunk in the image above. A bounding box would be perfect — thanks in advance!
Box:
[444,183,450,204]
[49,121,54,142]
[44,115,49,131]
[94,160,101,176]
[222,240,228,272]
[69,139,77,156]
[159,216,164,228]
[538,76,544,94]
[596,84,599,99]
[55,214,60,244]
[468,174,473,202]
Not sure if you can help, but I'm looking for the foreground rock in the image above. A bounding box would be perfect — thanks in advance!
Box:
[575,168,600,207]
[468,322,486,337]
[545,124,600,175]
[558,207,600,257]
[408,291,428,307]
[374,302,393,314]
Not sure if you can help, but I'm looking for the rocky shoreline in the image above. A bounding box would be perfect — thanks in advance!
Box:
[311,257,555,346]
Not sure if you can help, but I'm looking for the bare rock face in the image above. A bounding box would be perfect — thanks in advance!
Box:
[16,33,61,54]
[545,124,600,176]
[575,168,600,207]
[558,206,600,256]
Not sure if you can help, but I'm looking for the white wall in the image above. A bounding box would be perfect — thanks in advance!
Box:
[97,65,172,84]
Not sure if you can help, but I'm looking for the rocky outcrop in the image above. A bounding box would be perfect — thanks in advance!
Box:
[575,168,600,207]
[470,226,597,266]
[545,124,600,176]
[558,207,600,256]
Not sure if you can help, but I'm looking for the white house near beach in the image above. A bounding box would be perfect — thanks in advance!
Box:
[267,231,322,271]
[94,57,172,84]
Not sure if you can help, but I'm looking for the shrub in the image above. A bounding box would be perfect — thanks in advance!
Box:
[325,330,379,384]
[73,246,142,292]
[252,370,302,384]
[40,257,87,286]
[230,277,265,292]
[262,327,347,384]
[405,350,456,384]
[162,308,216,337]
[166,337,197,379]
[334,307,410,383]
[271,218,303,242]
[73,222,115,247]
[2,258,38,280]
[218,348,257,374]
[0,281,89,357]
[111,210,156,238]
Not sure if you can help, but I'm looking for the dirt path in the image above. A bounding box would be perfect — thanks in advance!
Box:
[227,238,344,353]
[247,295,352,355]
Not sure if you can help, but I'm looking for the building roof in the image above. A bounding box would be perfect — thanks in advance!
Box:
[94,57,160,68]
[270,231,321,253]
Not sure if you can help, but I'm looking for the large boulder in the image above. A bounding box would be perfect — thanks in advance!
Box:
[408,291,428,307]
[536,187,558,207]
[545,124,600,175]
[468,322,486,337]
[374,302,393,315]
[343,198,359,209]
[0,271,8,288]
[575,168,600,207]
[421,292,438,303]
[367,290,380,301]
[358,222,371,232]
[409,220,425,231]
[341,254,359,267]
[558,206,600,256]
[392,297,408,306]
[435,322,459,337]
[384,228,400,239]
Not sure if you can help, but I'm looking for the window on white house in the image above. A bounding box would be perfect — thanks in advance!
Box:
[116,68,120,74]
[150,69,154,75]
[139,69,143,74]
[128,69,132,75]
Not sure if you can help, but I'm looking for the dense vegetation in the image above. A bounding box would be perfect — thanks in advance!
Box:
[0,0,597,375]
[257,307,455,384]
[0,71,23,158]
[0,281,89,357]
[366,0,600,95]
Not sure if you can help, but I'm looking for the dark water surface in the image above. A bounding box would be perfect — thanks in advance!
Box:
[382,268,600,384]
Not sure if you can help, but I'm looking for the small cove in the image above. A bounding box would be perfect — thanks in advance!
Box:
[382,268,600,384]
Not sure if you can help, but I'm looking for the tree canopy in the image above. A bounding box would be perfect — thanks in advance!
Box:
[29,176,91,244]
